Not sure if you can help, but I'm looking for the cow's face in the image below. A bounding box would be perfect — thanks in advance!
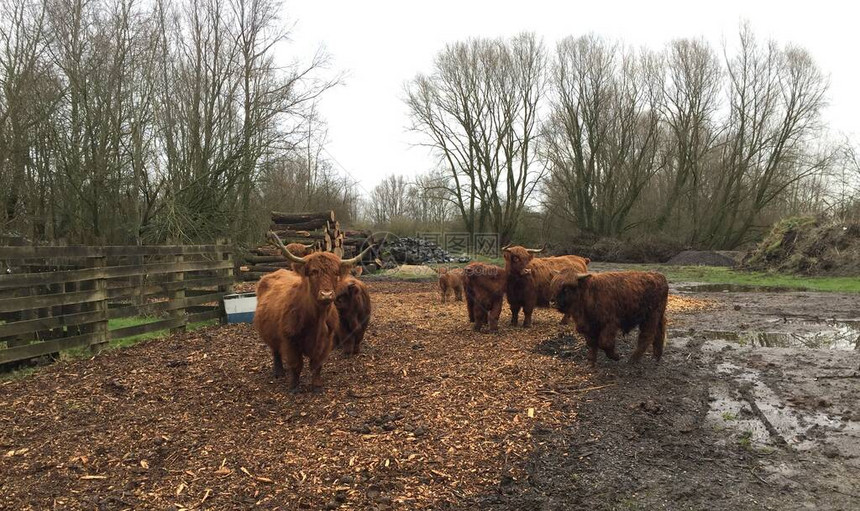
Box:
[300,253,346,305]
[553,272,592,312]
[503,247,534,276]
[334,280,359,310]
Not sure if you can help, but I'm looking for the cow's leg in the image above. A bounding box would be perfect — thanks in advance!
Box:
[309,358,325,393]
[440,283,447,303]
[560,313,571,325]
[310,330,334,393]
[630,320,657,364]
[343,319,362,356]
[352,321,367,354]
[510,303,520,326]
[488,298,502,333]
[522,305,534,328]
[466,291,475,323]
[473,306,486,332]
[454,286,463,302]
[585,335,599,367]
[271,348,285,379]
[652,315,667,362]
[599,326,621,361]
[286,354,303,393]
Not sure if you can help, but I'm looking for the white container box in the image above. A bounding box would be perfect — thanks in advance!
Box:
[223,293,257,324]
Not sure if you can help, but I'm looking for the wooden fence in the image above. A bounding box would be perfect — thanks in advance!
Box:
[0,244,233,366]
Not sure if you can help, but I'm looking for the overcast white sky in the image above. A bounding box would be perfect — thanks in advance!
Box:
[285,0,859,194]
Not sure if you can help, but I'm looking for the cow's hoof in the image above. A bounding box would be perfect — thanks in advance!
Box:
[310,386,324,394]
[289,386,302,394]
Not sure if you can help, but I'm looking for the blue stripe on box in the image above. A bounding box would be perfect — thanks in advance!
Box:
[227,311,255,324]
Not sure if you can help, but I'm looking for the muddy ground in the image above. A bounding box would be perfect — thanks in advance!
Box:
[1,277,858,510]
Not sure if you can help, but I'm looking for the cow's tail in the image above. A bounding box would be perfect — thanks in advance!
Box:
[653,314,666,361]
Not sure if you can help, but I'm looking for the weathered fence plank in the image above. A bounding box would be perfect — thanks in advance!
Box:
[0,244,233,367]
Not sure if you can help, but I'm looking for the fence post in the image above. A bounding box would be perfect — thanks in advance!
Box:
[170,253,187,334]
[90,254,109,353]
[216,239,233,324]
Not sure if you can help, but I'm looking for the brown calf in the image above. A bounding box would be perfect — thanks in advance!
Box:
[503,246,589,327]
[254,233,370,392]
[553,270,668,366]
[334,276,372,355]
[437,267,465,303]
[463,262,507,333]
[286,242,316,272]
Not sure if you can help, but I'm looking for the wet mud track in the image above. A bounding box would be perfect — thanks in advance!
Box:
[486,287,859,510]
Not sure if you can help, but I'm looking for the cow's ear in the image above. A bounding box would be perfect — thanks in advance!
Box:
[348,282,359,294]
[577,272,593,281]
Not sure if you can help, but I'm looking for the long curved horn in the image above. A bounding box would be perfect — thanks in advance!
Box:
[267,231,308,265]
[525,244,545,254]
[303,243,314,249]
[340,244,374,268]
[501,243,512,251]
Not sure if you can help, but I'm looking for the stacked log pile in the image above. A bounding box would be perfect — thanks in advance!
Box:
[239,211,380,281]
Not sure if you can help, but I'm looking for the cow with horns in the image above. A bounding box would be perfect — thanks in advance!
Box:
[502,245,590,327]
[254,232,372,393]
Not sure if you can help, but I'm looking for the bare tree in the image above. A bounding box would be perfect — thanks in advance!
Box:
[697,24,829,247]
[542,35,662,236]
[405,33,546,243]
[653,37,722,234]
[367,174,410,226]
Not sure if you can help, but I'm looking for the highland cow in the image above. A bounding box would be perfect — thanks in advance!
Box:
[254,233,370,392]
[334,276,372,355]
[503,246,590,327]
[463,262,507,333]
[552,270,668,366]
[437,267,465,303]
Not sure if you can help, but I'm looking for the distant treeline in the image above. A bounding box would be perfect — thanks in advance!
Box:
[395,26,860,248]
[2,3,857,249]
[0,0,356,247]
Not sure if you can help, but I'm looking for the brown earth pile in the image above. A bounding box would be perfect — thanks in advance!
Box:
[743,217,860,276]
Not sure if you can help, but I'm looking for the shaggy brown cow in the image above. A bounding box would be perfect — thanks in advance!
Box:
[503,246,590,327]
[334,276,371,355]
[254,233,370,392]
[437,267,465,303]
[552,270,668,366]
[463,262,507,333]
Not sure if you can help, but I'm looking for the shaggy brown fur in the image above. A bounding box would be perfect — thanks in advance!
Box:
[463,262,507,333]
[437,267,465,302]
[334,276,372,355]
[286,243,316,272]
[503,246,590,327]
[254,252,352,392]
[553,270,668,366]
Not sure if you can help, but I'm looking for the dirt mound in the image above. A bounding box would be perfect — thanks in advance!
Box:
[666,250,738,267]
[743,217,860,276]
[563,235,682,263]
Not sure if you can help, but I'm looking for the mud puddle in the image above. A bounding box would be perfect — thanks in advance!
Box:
[691,320,860,350]
[676,282,807,293]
